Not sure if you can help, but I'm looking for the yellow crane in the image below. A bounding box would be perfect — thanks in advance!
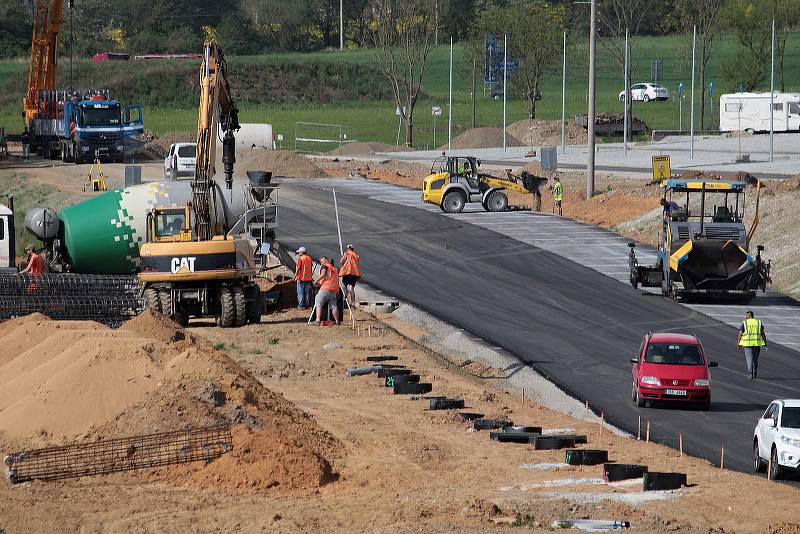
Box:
[24,0,64,127]
[138,40,261,328]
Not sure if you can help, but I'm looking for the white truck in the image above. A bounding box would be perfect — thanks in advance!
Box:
[0,196,15,272]
[719,92,800,133]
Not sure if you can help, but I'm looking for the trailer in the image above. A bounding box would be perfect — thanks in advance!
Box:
[719,92,800,133]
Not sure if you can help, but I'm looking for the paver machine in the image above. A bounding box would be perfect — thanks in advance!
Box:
[422,155,545,213]
[628,179,770,302]
[138,40,261,327]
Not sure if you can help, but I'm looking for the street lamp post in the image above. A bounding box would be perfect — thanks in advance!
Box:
[587,0,596,198]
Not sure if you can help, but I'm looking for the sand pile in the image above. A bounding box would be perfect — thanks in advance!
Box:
[121,308,185,343]
[0,312,342,492]
[127,131,195,161]
[238,149,328,178]
[443,127,523,150]
[327,141,414,156]
[506,119,588,147]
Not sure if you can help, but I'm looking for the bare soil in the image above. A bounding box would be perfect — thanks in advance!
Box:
[2,302,799,533]
[326,141,415,156]
[443,127,524,150]
[506,119,589,148]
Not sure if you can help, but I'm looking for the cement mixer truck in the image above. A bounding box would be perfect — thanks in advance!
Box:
[628,179,770,302]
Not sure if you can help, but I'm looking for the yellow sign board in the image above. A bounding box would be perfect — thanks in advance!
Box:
[652,155,671,180]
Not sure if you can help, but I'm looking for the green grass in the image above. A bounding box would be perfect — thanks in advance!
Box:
[3,32,800,149]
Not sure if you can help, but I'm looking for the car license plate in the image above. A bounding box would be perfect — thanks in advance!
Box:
[665,389,687,396]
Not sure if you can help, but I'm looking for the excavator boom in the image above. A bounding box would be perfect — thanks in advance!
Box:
[192,41,240,241]
[24,0,64,126]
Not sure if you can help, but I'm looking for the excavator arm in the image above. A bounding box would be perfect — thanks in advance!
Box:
[24,0,64,126]
[192,40,240,241]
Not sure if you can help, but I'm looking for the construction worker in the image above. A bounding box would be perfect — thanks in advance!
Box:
[551,175,563,216]
[313,257,340,325]
[21,127,31,160]
[294,246,313,309]
[660,197,681,220]
[18,244,45,275]
[737,311,767,380]
[339,244,361,303]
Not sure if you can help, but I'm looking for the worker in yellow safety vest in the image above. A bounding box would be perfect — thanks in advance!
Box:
[551,175,564,216]
[737,311,767,380]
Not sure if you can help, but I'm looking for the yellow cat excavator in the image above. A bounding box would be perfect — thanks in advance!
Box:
[138,40,261,327]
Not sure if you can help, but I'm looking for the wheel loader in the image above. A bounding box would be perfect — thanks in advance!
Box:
[422,155,547,213]
[628,179,770,303]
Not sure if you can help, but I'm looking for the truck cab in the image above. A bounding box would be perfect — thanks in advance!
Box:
[0,198,15,272]
[59,97,144,163]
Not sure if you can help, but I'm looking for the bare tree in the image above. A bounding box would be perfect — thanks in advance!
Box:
[596,0,653,138]
[772,0,800,91]
[367,0,436,147]
[678,0,724,130]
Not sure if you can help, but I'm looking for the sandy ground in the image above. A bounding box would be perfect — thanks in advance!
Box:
[2,301,800,533]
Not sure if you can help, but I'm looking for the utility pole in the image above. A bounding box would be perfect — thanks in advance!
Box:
[623,27,629,156]
[690,25,696,160]
[448,37,453,152]
[339,0,344,50]
[587,0,596,198]
[503,33,507,152]
[770,18,775,163]
[561,30,567,154]
[472,58,477,129]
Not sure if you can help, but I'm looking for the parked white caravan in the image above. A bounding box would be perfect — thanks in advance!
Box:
[719,92,800,133]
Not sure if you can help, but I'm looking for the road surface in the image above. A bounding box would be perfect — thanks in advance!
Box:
[279,180,800,475]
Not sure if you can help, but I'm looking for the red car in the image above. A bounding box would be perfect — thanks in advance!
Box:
[631,332,718,411]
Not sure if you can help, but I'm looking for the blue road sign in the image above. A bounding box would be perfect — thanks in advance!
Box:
[737,82,745,92]
[484,33,519,84]
[708,81,713,97]
[677,82,683,97]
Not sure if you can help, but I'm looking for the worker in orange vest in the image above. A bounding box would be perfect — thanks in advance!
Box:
[313,257,340,325]
[294,246,314,309]
[339,244,361,303]
[19,244,45,275]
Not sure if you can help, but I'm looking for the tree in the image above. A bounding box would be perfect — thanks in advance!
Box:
[772,0,800,91]
[472,2,566,119]
[677,0,724,130]
[722,0,772,91]
[367,0,436,147]
[596,0,654,138]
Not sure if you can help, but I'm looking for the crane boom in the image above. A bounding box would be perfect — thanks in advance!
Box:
[24,0,64,126]
[192,40,239,241]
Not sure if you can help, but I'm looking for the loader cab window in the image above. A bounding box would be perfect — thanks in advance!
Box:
[155,209,187,238]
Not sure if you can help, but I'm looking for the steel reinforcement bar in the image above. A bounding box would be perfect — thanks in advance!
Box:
[0,273,139,296]
[4,426,233,483]
[0,295,142,326]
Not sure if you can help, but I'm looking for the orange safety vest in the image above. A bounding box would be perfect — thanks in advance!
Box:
[295,254,313,281]
[320,264,339,292]
[28,253,45,274]
[339,250,361,277]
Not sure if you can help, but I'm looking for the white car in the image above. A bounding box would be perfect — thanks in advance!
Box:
[619,83,669,102]
[753,399,800,480]
[164,142,197,180]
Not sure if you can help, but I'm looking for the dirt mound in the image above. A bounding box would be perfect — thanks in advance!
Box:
[327,141,415,156]
[127,131,195,161]
[121,309,185,343]
[0,312,52,335]
[506,119,588,147]
[0,317,342,493]
[443,127,523,150]
[238,149,328,178]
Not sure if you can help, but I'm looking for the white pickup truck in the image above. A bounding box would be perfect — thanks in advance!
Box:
[164,142,197,180]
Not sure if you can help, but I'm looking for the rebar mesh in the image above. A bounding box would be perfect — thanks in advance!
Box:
[4,426,233,483]
[0,273,143,327]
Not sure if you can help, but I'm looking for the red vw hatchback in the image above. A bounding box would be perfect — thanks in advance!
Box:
[631,332,718,411]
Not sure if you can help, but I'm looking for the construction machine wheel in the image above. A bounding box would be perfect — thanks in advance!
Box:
[158,288,172,316]
[233,285,247,327]
[144,288,162,313]
[441,191,466,213]
[217,287,236,328]
[244,284,261,324]
[486,191,508,212]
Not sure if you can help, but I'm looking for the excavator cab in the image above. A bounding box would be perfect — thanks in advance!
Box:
[146,206,192,243]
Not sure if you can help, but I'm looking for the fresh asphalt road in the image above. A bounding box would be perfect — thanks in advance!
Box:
[279,181,800,475]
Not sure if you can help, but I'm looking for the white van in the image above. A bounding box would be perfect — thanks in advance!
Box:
[719,92,800,133]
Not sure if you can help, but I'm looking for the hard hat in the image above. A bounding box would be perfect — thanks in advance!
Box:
[297,246,307,253]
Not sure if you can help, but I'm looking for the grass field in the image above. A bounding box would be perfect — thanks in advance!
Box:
[2,32,800,150]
